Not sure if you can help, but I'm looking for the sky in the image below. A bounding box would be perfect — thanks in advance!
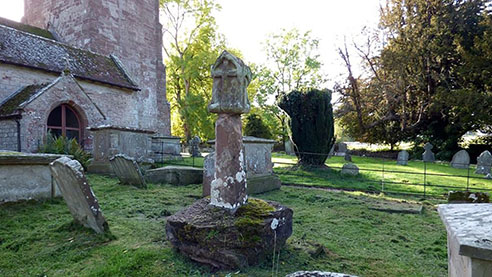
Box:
[0,0,382,86]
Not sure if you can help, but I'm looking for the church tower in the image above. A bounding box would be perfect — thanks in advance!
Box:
[22,0,171,135]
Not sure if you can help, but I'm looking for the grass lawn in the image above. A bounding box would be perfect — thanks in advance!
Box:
[1,174,448,276]
[272,154,492,197]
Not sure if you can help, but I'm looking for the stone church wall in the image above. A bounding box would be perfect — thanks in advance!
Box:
[0,119,18,151]
[0,64,56,101]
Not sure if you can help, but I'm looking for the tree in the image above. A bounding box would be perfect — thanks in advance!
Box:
[244,114,272,139]
[160,0,224,142]
[254,29,327,143]
[279,89,335,166]
[336,0,492,157]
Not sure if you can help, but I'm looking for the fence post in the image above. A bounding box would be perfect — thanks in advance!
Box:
[466,166,470,191]
[381,159,385,193]
[423,161,427,198]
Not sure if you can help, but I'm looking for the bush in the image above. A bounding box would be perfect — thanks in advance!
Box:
[278,89,335,166]
[244,114,272,139]
[39,132,91,170]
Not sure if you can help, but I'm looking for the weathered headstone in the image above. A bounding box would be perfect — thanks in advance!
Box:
[109,154,146,188]
[475,150,492,175]
[341,163,359,176]
[397,150,409,166]
[285,139,295,156]
[189,136,201,157]
[344,153,352,162]
[422,142,435,162]
[336,142,348,156]
[450,150,470,169]
[50,157,109,233]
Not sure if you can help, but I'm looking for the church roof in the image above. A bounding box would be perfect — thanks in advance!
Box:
[0,83,49,116]
[0,22,139,91]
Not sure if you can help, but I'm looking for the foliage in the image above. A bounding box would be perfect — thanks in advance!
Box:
[279,89,335,166]
[38,132,91,170]
[0,174,448,276]
[336,0,492,155]
[160,0,225,142]
[252,29,327,143]
[243,113,272,139]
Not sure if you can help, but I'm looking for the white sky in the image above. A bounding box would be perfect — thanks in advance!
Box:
[0,0,382,86]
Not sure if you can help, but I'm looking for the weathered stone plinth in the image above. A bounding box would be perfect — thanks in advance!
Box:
[165,198,293,269]
[438,204,492,277]
[145,165,202,185]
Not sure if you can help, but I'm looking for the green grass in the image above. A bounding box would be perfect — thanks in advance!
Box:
[0,175,447,276]
[272,153,492,197]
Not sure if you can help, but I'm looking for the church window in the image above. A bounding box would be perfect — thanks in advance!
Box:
[47,104,82,143]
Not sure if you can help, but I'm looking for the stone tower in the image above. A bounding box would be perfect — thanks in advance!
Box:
[22,0,171,135]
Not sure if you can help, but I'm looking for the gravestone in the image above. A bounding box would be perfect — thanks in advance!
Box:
[344,153,352,162]
[422,142,435,162]
[397,150,409,166]
[109,154,146,188]
[189,136,201,157]
[50,157,109,234]
[166,51,293,270]
[336,142,348,156]
[475,150,492,175]
[450,150,470,169]
[285,139,295,156]
[341,163,359,176]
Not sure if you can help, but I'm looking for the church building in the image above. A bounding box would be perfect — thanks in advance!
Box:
[0,0,179,172]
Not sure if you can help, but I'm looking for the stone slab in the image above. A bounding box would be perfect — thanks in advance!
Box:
[476,150,492,175]
[50,157,109,233]
[286,272,357,277]
[0,152,66,202]
[341,163,359,176]
[396,150,409,166]
[245,174,282,195]
[438,204,492,261]
[369,201,423,214]
[109,154,146,188]
[450,150,470,169]
[145,165,203,185]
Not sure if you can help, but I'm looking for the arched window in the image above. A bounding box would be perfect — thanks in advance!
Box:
[47,104,82,143]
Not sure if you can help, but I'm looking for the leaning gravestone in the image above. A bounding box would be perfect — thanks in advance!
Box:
[422,142,435,162]
[166,51,293,270]
[50,157,109,234]
[109,154,146,188]
[450,150,470,169]
[189,136,201,157]
[476,150,492,175]
[397,150,409,165]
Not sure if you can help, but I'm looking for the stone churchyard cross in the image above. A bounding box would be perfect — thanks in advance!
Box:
[208,50,251,211]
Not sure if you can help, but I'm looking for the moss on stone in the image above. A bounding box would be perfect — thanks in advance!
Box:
[0,17,55,40]
[0,84,48,116]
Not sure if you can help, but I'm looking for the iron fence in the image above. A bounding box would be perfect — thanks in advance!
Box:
[157,150,492,199]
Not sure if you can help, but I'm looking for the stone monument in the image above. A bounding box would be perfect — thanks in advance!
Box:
[422,142,435,162]
[165,51,293,269]
[189,136,201,157]
[450,150,470,169]
[341,163,359,176]
[336,142,348,157]
[476,150,492,175]
[50,157,109,233]
[438,204,492,277]
[397,150,409,166]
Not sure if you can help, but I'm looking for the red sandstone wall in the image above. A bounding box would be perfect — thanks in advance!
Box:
[23,0,171,135]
